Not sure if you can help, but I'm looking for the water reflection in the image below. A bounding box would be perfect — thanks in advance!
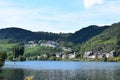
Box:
[1,62,120,80]
[0,69,6,80]
[2,69,119,80]
[1,68,24,80]
[0,70,3,80]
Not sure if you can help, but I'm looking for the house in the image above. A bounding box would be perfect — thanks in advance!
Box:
[41,41,59,48]
[62,47,72,52]
[62,54,68,59]
[88,55,96,59]
[38,40,42,44]
[56,52,76,59]
[109,50,115,57]
[84,51,95,59]
[105,50,115,58]
[83,50,116,59]
[28,41,35,44]
[67,53,76,59]
[97,53,103,59]
[24,41,38,48]
[56,53,62,58]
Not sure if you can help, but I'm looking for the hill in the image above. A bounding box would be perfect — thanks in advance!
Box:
[0,27,69,42]
[0,25,109,44]
[80,22,120,56]
[68,25,109,44]
[0,28,35,41]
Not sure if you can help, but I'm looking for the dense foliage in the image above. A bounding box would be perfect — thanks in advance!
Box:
[68,25,109,44]
[13,45,25,58]
[0,51,7,67]
[0,27,70,42]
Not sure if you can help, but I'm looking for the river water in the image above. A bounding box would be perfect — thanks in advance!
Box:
[0,61,120,80]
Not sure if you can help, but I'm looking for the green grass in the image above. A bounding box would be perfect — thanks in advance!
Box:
[0,39,18,53]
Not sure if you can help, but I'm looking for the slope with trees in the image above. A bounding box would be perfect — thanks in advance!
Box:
[68,25,109,44]
[0,27,70,42]
[80,22,120,57]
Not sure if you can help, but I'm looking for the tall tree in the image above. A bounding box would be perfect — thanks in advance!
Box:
[13,45,24,59]
[0,51,7,67]
[115,34,120,56]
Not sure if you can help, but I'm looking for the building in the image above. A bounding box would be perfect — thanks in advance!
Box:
[83,51,95,59]
[41,41,59,48]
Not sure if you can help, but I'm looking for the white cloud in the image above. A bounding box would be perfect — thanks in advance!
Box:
[83,0,104,8]
[0,0,120,33]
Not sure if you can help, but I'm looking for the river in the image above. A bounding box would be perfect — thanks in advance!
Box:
[0,61,120,80]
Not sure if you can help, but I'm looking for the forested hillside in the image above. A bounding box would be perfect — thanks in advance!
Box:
[80,22,120,56]
[0,26,109,44]
[68,25,109,44]
[0,27,70,42]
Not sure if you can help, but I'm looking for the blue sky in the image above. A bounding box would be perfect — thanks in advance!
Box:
[0,0,120,33]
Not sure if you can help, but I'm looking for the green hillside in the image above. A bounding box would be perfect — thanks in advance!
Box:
[80,22,120,56]
[68,25,109,44]
[0,26,108,44]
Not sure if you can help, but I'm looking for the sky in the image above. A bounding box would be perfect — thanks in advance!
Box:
[0,0,120,33]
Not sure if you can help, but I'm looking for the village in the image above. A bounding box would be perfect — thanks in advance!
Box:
[24,40,76,60]
[84,50,116,59]
[24,40,116,60]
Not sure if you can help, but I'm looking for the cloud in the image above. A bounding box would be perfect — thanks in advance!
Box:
[0,1,81,33]
[0,0,120,33]
[83,0,104,8]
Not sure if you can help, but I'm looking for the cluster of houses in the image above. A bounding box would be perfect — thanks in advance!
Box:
[56,52,76,59]
[24,40,116,60]
[24,40,59,48]
[24,40,76,59]
[24,40,73,52]
[84,50,115,59]
[37,52,76,60]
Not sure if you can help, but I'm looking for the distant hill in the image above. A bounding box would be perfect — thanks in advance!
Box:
[0,27,68,42]
[0,27,35,40]
[68,25,109,44]
[0,25,110,44]
[80,22,120,55]
[0,22,118,46]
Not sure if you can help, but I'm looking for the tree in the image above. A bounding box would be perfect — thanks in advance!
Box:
[0,51,7,67]
[13,45,24,59]
[75,54,81,58]
[115,33,120,56]
[103,54,107,62]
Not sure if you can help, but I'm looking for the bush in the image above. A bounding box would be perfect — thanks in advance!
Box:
[49,56,56,61]
[7,55,13,61]
[18,55,26,61]
[31,56,37,60]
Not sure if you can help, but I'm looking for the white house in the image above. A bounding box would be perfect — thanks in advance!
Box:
[84,51,95,59]
[67,53,76,59]
[56,53,62,58]
[41,41,59,48]
[106,50,115,58]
